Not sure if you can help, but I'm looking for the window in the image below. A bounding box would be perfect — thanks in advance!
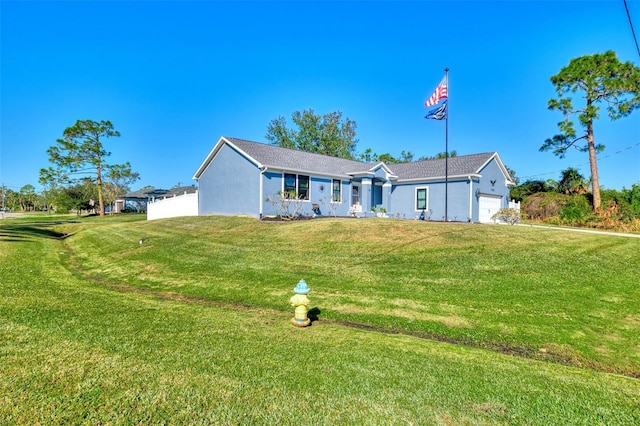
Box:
[298,175,309,199]
[331,179,341,202]
[416,187,428,210]
[283,173,310,200]
[284,173,296,194]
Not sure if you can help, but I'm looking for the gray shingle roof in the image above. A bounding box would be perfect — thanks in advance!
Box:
[124,188,169,198]
[165,186,197,196]
[124,186,197,199]
[389,152,497,181]
[198,136,501,181]
[225,137,369,176]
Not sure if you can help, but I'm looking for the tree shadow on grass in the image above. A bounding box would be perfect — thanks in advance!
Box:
[0,224,74,242]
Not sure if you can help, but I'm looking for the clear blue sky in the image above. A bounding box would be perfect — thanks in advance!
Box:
[2,0,639,193]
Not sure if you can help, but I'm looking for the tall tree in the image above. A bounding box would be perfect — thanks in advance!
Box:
[266,109,358,159]
[40,119,137,216]
[541,51,640,211]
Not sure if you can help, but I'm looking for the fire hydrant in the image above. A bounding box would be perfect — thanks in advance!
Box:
[290,279,311,327]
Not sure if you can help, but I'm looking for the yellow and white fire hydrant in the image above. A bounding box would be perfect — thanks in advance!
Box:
[290,279,311,327]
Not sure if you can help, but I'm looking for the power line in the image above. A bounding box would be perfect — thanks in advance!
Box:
[624,0,640,59]
[519,141,640,181]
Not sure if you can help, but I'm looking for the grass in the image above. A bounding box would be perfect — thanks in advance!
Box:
[1,215,639,424]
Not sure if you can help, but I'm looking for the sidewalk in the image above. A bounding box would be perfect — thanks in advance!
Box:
[520,223,640,238]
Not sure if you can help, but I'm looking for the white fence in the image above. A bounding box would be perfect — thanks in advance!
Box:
[508,199,521,211]
[147,191,198,221]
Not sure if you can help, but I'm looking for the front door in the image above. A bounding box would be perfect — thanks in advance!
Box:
[351,184,361,207]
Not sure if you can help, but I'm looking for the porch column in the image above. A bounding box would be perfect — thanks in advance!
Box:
[361,178,372,215]
[382,180,392,215]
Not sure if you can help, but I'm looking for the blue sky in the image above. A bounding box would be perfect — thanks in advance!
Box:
[1,0,639,193]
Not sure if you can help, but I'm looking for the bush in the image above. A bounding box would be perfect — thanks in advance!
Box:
[522,192,570,221]
[559,196,592,226]
[600,189,637,222]
[491,208,523,225]
[265,191,305,220]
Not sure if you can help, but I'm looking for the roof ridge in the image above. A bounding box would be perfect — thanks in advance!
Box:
[224,136,366,165]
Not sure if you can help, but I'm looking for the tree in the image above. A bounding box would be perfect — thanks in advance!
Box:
[557,167,589,195]
[541,51,640,211]
[3,188,19,211]
[103,162,140,213]
[40,119,138,216]
[266,109,359,159]
[505,166,519,185]
[358,148,377,162]
[418,150,458,160]
[17,184,37,212]
[357,149,414,164]
[622,182,640,217]
[510,179,553,202]
[53,179,98,215]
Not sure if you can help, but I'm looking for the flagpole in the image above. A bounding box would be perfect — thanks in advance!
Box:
[444,67,449,222]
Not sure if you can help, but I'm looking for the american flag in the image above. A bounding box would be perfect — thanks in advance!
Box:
[424,75,448,107]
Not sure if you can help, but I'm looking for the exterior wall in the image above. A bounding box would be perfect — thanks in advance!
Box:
[261,171,283,217]
[261,173,352,217]
[147,192,198,220]
[198,144,261,217]
[385,158,510,223]
[473,158,511,219]
[390,179,472,221]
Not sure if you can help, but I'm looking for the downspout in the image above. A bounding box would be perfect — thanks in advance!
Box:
[468,176,473,222]
[260,167,267,219]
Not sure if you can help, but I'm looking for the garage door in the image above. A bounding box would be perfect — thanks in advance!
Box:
[478,195,502,223]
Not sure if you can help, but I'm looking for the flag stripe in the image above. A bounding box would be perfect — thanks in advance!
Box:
[424,75,448,107]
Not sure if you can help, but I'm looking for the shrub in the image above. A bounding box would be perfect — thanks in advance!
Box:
[600,189,637,222]
[265,191,305,220]
[559,196,592,226]
[522,192,570,221]
[491,208,523,225]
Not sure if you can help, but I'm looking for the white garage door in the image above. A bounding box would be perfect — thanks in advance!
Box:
[478,195,502,223]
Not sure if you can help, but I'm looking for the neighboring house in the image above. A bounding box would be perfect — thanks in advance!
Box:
[116,186,197,213]
[193,136,515,223]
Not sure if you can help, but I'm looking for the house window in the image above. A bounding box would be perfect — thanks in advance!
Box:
[283,173,309,200]
[284,173,296,194]
[332,179,341,202]
[416,187,428,210]
[298,175,309,199]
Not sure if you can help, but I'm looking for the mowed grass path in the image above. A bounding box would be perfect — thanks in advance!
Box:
[1,215,639,424]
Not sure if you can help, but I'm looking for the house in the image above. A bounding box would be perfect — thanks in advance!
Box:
[192,136,515,223]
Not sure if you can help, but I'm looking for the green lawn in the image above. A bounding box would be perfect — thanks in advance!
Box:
[1,215,638,424]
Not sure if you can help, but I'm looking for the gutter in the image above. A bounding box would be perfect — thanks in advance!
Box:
[396,173,481,184]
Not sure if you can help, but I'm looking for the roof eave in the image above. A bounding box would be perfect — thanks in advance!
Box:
[261,166,352,180]
[193,136,263,180]
[476,152,514,185]
[396,173,481,183]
